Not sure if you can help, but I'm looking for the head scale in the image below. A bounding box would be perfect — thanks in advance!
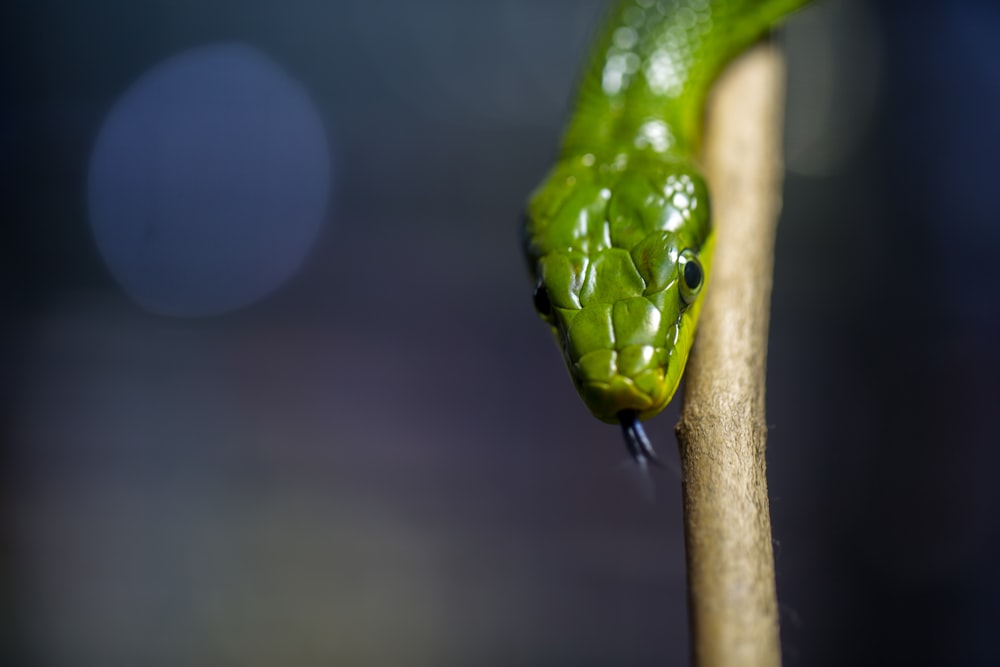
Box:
[524,154,712,425]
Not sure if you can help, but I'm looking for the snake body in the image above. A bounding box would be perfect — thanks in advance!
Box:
[522,0,808,461]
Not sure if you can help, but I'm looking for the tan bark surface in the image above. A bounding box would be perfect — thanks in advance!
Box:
[676,42,788,667]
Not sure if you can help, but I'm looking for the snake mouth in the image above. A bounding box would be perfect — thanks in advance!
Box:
[572,344,672,423]
[579,378,656,423]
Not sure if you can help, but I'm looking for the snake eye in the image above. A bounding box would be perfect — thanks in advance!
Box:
[678,249,704,305]
[533,280,553,320]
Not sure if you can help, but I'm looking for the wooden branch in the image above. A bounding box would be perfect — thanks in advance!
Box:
[675,42,788,667]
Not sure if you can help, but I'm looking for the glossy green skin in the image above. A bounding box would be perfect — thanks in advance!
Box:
[523,0,807,424]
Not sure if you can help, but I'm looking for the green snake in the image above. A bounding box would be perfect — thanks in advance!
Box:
[522,0,809,464]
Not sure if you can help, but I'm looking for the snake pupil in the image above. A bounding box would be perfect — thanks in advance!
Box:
[684,260,702,290]
[533,281,552,318]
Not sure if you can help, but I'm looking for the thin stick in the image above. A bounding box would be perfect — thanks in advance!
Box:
[675,42,788,667]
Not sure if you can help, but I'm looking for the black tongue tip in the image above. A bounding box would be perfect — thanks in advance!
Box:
[618,410,661,467]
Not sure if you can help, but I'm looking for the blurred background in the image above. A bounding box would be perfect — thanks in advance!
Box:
[2,0,998,665]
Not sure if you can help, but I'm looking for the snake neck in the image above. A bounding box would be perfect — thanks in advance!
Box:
[561,0,811,161]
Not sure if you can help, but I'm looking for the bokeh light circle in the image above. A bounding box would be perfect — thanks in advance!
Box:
[88,43,331,317]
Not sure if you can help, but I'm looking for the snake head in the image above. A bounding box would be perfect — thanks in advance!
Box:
[524,155,712,425]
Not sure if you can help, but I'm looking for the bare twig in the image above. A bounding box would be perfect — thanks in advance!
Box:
[675,42,788,667]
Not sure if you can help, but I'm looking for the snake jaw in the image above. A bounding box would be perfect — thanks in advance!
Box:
[578,373,667,424]
[618,410,661,466]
